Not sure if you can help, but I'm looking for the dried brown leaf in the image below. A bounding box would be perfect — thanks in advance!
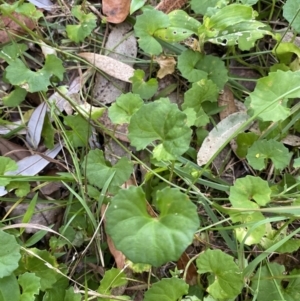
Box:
[282,135,300,147]
[155,0,188,13]
[218,85,237,120]
[98,109,130,142]
[101,204,126,269]
[6,203,62,234]
[154,55,176,79]
[0,138,29,161]
[78,52,135,83]
[0,12,36,44]
[177,252,197,286]
[102,0,130,24]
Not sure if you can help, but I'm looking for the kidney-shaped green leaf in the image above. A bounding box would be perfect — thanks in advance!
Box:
[229,175,271,207]
[246,139,292,171]
[106,186,199,266]
[128,98,192,161]
[144,278,188,301]
[246,70,300,121]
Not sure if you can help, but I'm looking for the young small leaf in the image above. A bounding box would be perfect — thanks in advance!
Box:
[144,278,188,301]
[0,157,18,186]
[18,272,41,301]
[6,181,30,197]
[108,93,143,124]
[106,186,199,266]
[177,50,228,89]
[130,70,158,99]
[3,86,27,107]
[0,43,28,64]
[196,249,243,300]
[236,132,259,158]
[128,98,192,160]
[182,79,219,127]
[64,115,91,148]
[246,139,292,170]
[15,2,43,19]
[98,268,127,296]
[66,5,97,43]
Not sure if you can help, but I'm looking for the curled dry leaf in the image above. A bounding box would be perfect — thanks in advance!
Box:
[102,0,130,24]
[78,52,135,83]
[0,12,36,44]
[155,0,188,13]
[197,112,250,166]
[26,102,47,149]
[154,55,176,79]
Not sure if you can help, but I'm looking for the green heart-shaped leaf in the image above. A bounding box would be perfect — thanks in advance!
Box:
[106,186,199,266]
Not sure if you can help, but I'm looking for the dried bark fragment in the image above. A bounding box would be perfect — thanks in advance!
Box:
[155,0,188,13]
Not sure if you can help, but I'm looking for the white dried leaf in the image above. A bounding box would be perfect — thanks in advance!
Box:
[26,102,47,149]
[27,0,53,10]
[0,120,26,135]
[78,52,135,82]
[0,144,62,196]
[197,112,250,166]
[48,70,92,115]
[40,40,56,57]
